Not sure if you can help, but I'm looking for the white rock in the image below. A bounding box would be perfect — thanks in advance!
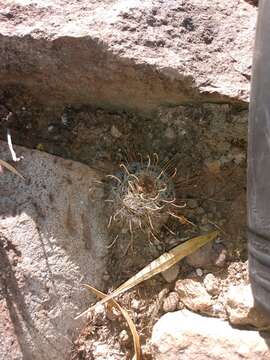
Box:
[203,273,220,296]
[226,284,270,328]
[196,268,203,277]
[152,310,270,360]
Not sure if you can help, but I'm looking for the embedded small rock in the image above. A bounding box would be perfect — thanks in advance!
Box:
[186,242,213,268]
[186,242,227,269]
[161,263,180,283]
[175,278,214,314]
[111,125,122,138]
[163,292,180,313]
[203,273,220,296]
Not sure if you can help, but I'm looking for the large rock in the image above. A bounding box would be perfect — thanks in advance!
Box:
[152,310,270,360]
[0,0,256,112]
[0,141,107,360]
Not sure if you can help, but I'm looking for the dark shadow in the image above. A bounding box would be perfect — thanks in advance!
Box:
[0,235,63,359]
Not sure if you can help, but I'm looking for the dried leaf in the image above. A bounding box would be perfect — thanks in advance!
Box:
[0,159,24,179]
[98,231,218,306]
[82,284,141,360]
[78,231,218,320]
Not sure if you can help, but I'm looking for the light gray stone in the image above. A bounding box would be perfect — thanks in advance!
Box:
[0,0,256,112]
[226,284,270,329]
[161,263,180,283]
[0,141,108,360]
[152,310,270,360]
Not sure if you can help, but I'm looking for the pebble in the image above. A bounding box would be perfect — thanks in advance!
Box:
[119,330,130,346]
[161,263,180,283]
[203,273,220,295]
[93,303,106,325]
[196,268,203,277]
[163,291,180,312]
[213,244,227,267]
[61,113,69,126]
[48,124,55,132]
[131,299,141,311]
[111,125,122,138]
[186,242,212,268]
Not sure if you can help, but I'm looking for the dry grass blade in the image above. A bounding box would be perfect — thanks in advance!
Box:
[82,284,142,360]
[0,159,24,179]
[78,231,218,319]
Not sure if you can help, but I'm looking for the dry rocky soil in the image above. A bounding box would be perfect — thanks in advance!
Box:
[0,1,269,360]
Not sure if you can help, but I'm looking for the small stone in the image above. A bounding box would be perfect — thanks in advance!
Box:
[203,273,220,296]
[119,330,130,346]
[48,124,55,132]
[212,243,227,267]
[163,292,180,313]
[161,263,180,283]
[131,299,141,311]
[186,242,212,268]
[61,113,69,126]
[93,303,106,325]
[106,306,121,321]
[186,242,227,269]
[196,268,203,277]
[111,125,122,138]
[175,278,214,314]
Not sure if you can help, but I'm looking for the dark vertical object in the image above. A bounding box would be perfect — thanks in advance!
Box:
[248,0,270,315]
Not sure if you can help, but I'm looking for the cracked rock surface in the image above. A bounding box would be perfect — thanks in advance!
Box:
[0,0,256,112]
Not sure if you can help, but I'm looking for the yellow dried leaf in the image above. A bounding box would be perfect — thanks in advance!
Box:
[78,231,218,319]
[0,159,24,179]
[82,284,141,360]
[99,231,218,305]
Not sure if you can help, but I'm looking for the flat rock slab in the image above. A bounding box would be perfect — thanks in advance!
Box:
[152,310,270,360]
[0,141,107,360]
[0,0,256,112]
